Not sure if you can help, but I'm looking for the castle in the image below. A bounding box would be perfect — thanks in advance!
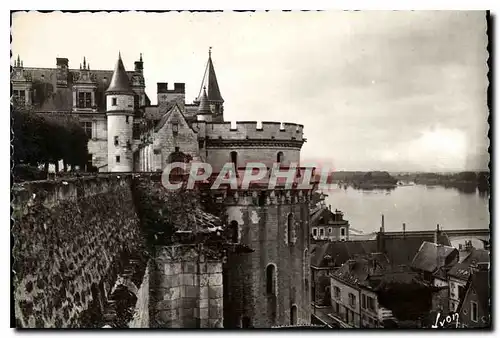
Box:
[12,50,313,328]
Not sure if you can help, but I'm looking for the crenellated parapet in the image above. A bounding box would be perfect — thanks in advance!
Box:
[192,121,304,143]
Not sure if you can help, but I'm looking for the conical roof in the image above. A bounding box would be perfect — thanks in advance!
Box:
[106,53,133,94]
[198,87,211,114]
[195,49,224,103]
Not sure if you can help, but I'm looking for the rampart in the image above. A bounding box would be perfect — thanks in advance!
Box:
[12,175,146,328]
[192,121,304,141]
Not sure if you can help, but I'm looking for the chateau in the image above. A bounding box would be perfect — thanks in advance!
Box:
[12,50,313,328]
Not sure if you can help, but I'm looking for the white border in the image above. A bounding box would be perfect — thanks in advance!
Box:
[3,2,497,338]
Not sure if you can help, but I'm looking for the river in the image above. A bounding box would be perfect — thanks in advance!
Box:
[322,184,490,235]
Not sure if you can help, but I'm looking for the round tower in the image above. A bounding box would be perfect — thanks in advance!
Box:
[106,53,135,172]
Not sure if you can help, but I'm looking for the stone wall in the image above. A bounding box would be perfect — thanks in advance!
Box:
[149,245,224,328]
[205,147,301,173]
[152,106,200,171]
[12,175,145,328]
[128,264,150,328]
[223,194,311,328]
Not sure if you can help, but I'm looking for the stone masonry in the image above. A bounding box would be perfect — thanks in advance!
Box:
[150,245,224,328]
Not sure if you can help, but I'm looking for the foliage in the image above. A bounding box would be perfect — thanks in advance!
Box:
[11,102,89,175]
[132,179,200,246]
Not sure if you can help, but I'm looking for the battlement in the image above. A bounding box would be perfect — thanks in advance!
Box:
[192,121,304,141]
[157,82,186,94]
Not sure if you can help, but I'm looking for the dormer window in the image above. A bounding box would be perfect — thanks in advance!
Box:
[112,98,117,106]
[78,92,92,108]
[13,90,25,103]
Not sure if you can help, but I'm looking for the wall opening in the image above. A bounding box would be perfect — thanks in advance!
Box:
[277,151,284,164]
[241,316,251,328]
[290,305,298,325]
[230,220,239,243]
[230,151,238,168]
[258,191,267,206]
[266,264,276,295]
[303,248,309,291]
[287,213,294,244]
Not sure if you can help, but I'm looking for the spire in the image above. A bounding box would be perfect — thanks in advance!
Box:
[140,53,143,62]
[83,56,86,69]
[195,47,224,103]
[198,87,211,114]
[106,53,133,94]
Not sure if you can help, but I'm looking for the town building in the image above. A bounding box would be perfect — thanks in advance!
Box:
[456,267,490,328]
[310,206,350,241]
[447,242,490,312]
[309,220,454,328]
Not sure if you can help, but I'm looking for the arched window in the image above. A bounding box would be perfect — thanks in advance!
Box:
[266,264,276,295]
[230,151,238,168]
[290,305,298,325]
[277,151,284,164]
[287,213,294,244]
[230,220,239,243]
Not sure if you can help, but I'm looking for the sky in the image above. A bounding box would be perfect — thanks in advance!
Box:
[11,11,489,172]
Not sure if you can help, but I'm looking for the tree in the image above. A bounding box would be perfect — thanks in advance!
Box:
[11,102,89,178]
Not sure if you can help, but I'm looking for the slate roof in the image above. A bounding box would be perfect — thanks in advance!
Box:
[448,248,490,281]
[310,232,448,269]
[153,103,196,133]
[195,53,223,103]
[310,207,349,226]
[311,240,378,267]
[16,66,147,112]
[197,87,211,114]
[410,241,457,273]
[382,232,451,267]
[330,255,390,289]
[106,54,134,94]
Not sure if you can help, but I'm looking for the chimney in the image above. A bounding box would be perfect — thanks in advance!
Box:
[381,214,385,233]
[56,57,69,88]
[329,204,331,211]
[434,224,440,244]
[402,223,406,237]
[376,230,385,253]
[436,242,445,270]
[134,53,144,73]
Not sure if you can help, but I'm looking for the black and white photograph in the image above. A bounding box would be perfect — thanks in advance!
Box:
[10,10,491,329]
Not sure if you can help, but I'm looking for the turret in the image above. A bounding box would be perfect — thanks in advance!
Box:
[106,53,134,172]
[196,87,212,122]
[194,47,224,122]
